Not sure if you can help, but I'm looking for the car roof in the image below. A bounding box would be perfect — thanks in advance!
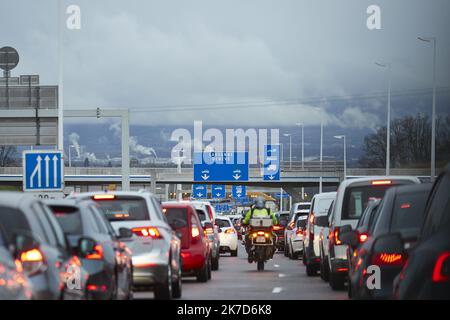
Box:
[339,176,421,189]
[69,190,157,198]
[0,192,35,209]
[386,183,432,196]
[311,191,337,200]
[162,201,195,208]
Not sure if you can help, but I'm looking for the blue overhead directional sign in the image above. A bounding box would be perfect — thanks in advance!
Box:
[194,152,249,182]
[211,185,226,199]
[192,184,207,199]
[232,185,246,200]
[263,144,280,181]
[23,150,64,191]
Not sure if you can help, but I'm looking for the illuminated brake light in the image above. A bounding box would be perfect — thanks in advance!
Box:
[372,253,403,266]
[204,227,214,235]
[334,228,342,245]
[296,228,303,236]
[257,231,265,236]
[93,194,116,200]
[309,214,315,224]
[289,222,295,230]
[273,225,283,231]
[432,252,450,283]
[359,233,368,243]
[371,180,392,186]
[191,226,200,238]
[20,249,44,263]
[132,227,162,239]
[225,229,236,234]
[85,245,104,260]
[400,203,411,209]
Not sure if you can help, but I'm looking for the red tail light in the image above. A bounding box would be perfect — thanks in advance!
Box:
[204,227,214,235]
[296,228,303,236]
[432,252,450,283]
[288,222,295,230]
[371,180,392,185]
[93,194,116,200]
[372,253,404,266]
[359,233,368,243]
[225,228,236,234]
[309,213,315,241]
[85,245,104,260]
[309,213,315,224]
[273,225,283,231]
[334,227,342,245]
[191,226,200,238]
[132,227,162,239]
[20,248,46,275]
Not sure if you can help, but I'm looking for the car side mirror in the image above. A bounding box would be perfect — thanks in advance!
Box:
[14,232,39,254]
[117,227,133,239]
[372,233,404,257]
[340,230,359,248]
[78,237,97,256]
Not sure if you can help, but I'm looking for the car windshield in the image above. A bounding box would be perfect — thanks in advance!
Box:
[216,219,231,228]
[163,207,188,226]
[93,197,150,221]
[391,191,430,237]
[0,206,30,243]
[297,204,310,211]
[314,197,334,216]
[50,206,83,234]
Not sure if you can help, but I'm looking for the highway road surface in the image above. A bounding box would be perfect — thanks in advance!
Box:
[134,243,347,300]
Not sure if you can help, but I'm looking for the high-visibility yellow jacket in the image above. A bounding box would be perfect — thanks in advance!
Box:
[242,207,278,225]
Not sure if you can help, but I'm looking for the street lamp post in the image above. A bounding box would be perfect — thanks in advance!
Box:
[295,123,304,170]
[375,62,391,176]
[283,133,292,170]
[334,135,347,179]
[418,36,437,182]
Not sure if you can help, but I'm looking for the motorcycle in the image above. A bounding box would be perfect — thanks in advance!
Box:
[246,217,276,271]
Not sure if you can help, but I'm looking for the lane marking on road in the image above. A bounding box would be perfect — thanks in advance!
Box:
[278,273,286,278]
[274,264,280,268]
[272,287,283,293]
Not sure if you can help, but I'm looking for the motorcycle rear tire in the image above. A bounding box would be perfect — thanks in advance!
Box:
[257,261,264,271]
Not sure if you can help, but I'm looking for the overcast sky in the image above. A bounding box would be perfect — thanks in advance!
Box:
[1,0,449,128]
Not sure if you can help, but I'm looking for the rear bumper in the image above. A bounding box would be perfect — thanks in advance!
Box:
[181,250,206,272]
[219,234,238,251]
[291,238,303,253]
[131,250,169,287]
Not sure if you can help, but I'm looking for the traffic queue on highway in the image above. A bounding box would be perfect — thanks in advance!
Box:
[279,164,450,299]
[0,165,449,300]
[0,188,243,300]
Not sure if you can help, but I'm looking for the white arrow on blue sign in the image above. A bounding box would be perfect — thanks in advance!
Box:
[263,144,280,181]
[194,152,249,182]
[192,184,207,199]
[232,185,247,200]
[23,150,64,192]
[211,184,226,199]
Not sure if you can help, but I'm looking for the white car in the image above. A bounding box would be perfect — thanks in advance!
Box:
[284,202,311,257]
[287,215,308,259]
[215,217,238,257]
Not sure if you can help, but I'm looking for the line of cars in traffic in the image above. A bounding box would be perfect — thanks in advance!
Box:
[282,165,450,299]
[0,189,240,300]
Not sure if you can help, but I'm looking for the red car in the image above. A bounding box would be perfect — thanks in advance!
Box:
[162,202,211,282]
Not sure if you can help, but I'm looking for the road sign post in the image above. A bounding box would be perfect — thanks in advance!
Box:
[232,185,247,200]
[23,150,64,192]
[194,152,249,182]
[263,145,280,181]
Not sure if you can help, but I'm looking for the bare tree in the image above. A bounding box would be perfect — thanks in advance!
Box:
[0,146,17,167]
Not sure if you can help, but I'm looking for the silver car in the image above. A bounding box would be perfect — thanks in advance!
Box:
[68,191,182,299]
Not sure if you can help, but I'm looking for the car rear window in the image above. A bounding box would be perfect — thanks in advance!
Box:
[343,184,402,220]
[296,204,310,211]
[314,197,334,217]
[0,206,31,243]
[93,197,150,221]
[391,191,429,236]
[50,206,83,234]
[163,207,188,226]
[196,209,208,222]
[278,214,290,226]
[297,217,307,229]
[216,219,231,228]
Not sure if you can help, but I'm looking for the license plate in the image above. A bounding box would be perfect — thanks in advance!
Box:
[256,236,266,243]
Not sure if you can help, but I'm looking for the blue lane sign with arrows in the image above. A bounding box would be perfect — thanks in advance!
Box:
[192,184,207,199]
[232,185,246,200]
[263,144,280,181]
[211,185,226,199]
[23,150,64,191]
[194,152,249,182]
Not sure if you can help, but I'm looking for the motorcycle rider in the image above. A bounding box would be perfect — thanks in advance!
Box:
[242,197,278,262]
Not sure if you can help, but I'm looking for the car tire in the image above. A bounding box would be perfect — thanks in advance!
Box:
[292,251,299,260]
[172,258,182,299]
[284,244,289,257]
[211,256,219,270]
[207,257,212,280]
[154,265,172,300]
[302,245,307,265]
[329,271,345,290]
[257,261,264,271]
[231,248,238,257]
[306,263,317,276]
[197,260,209,283]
